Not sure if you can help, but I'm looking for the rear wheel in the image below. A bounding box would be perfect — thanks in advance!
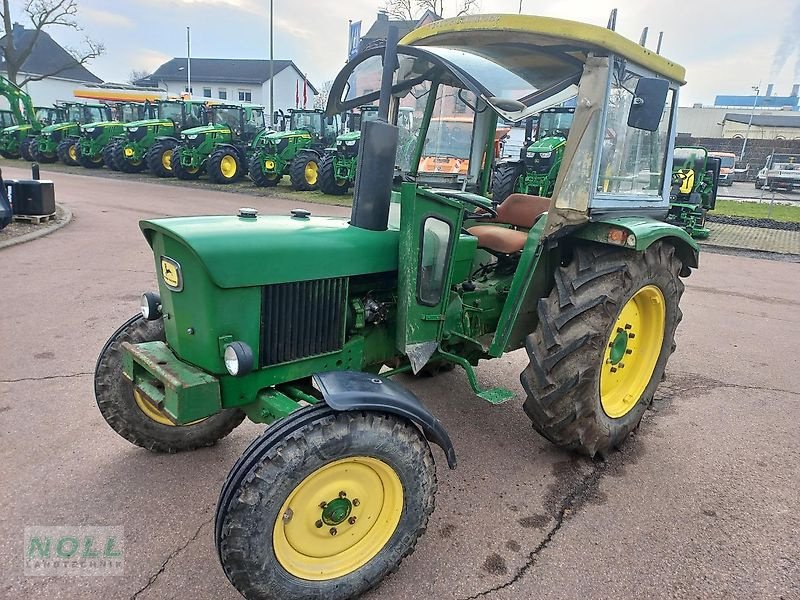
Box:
[171,145,202,180]
[289,151,321,191]
[57,138,80,166]
[0,148,19,159]
[78,147,105,169]
[216,405,436,600]
[33,140,57,163]
[319,153,350,195]
[94,314,245,453]
[103,140,121,170]
[207,147,242,184]
[249,154,282,187]
[146,139,178,178]
[492,162,524,204]
[20,137,35,161]
[521,242,684,457]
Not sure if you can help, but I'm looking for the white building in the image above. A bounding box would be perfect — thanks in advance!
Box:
[0,24,103,109]
[136,58,318,115]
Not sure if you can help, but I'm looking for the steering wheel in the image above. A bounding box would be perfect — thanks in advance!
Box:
[457,194,498,221]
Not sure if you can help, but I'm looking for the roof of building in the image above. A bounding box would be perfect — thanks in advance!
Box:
[360,10,439,48]
[0,25,102,83]
[725,113,800,128]
[135,58,317,93]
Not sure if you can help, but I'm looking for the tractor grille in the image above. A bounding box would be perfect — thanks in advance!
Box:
[260,277,347,367]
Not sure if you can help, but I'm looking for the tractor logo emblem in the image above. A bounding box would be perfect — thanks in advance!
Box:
[160,257,183,291]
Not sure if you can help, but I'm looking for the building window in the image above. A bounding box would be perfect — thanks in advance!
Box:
[203,87,212,98]
[218,89,227,100]
[238,90,252,102]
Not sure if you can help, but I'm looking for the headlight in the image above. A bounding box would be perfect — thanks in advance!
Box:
[224,342,254,376]
[140,292,161,320]
[187,134,198,140]
[128,126,139,133]
[345,140,356,146]
[537,151,552,159]
[84,127,96,133]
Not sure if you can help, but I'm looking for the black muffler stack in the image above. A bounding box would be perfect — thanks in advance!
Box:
[350,26,400,232]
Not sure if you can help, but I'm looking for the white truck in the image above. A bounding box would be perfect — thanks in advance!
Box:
[755,153,800,191]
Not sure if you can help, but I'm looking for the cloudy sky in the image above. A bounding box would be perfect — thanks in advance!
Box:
[7,0,800,105]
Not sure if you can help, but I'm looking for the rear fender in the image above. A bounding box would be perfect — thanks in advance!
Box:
[312,370,457,469]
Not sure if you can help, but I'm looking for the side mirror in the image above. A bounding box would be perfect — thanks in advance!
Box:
[627,78,669,132]
[326,115,335,126]
[272,111,279,125]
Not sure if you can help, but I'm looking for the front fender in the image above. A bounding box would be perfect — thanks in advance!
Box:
[312,371,457,469]
[573,217,700,268]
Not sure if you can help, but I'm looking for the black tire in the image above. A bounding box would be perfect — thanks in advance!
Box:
[103,140,121,170]
[171,145,202,180]
[492,162,524,204]
[521,242,684,457]
[0,149,19,159]
[146,139,178,178]
[94,314,246,453]
[207,147,242,184]
[113,142,146,173]
[32,140,57,163]
[20,137,35,161]
[216,405,436,600]
[78,146,105,169]
[289,150,320,191]
[318,153,350,195]
[57,138,80,166]
[754,180,763,189]
[248,154,281,187]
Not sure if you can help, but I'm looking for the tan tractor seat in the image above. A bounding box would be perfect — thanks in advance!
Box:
[467,193,550,254]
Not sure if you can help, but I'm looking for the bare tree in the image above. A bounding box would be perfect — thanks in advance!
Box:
[383,0,416,20]
[128,69,150,85]
[0,0,105,86]
[314,80,333,110]
[415,0,479,17]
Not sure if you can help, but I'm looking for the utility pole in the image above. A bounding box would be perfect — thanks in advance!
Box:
[186,27,191,95]
[269,0,274,120]
[741,84,760,161]
[519,0,524,14]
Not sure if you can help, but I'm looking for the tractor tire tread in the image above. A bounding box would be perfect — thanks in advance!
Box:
[318,153,350,195]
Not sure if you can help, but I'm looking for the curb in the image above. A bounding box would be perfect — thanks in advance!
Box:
[0,204,73,250]
[698,241,800,263]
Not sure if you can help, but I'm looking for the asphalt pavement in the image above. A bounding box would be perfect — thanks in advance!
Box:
[1,166,798,600]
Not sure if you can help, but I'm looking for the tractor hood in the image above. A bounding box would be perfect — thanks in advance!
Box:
[126,118,173,129]
[267,129,312,142]
[82,120,119,129]
[337,130,361,143]
[2,124,32,134]
[181,124,229,137]
[527,136,566,153]
[140,214,399,288]
[41,121,78,134]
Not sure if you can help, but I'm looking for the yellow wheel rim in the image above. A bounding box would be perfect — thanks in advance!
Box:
[162,149,173,171]
[304,161,319,185]
[273,456,403,581]
[220,155,237,178]
[124,147,134,158]
[600,285,666,418]
[133,389,175,426]
[264,159,276,170]
[68,145,77,161]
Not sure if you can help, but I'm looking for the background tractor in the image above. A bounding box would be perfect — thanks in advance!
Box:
[493,107,575,203]
[0,109,15,130]
[110,99,208,175]
[0,75,63,160]
[76,102,153,169]
[95,16,700,600]
[667,146,721,239]
[249,108,340,190]
[29,102,110,164]
[171,103,266,183]
[319,106,415,195]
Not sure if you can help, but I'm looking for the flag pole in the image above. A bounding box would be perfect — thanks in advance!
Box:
[269,0,274,119]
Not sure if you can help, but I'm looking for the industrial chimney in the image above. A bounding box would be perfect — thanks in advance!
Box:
[766,83,774,97]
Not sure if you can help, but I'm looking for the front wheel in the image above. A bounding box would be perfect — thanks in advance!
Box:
[492,162,524,204]
[207,147,242,184]
[20,137,35,161]
[318,153,350,195]
[57,138,80,166]
[521,242,684,457]
[146,139,178,177]
[94,314,245,452]
[249,154,282,187]
[103,140,121,170]
[216,405,436,600]
[289,151,321,191]
[114,143,146,173]
[171,145,202,180]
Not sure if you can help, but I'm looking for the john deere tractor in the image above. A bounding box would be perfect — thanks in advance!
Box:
[667,146,721,239]
[29,102,110,164]
[76,102,153,169]
[249,108,340,190]
[171,103,266,183]
[95,15,700,600]
[0,75,64,159]
[0,109,14,130]
[319,106,415,195]
[493,107,575,203]
[110,99,208,175]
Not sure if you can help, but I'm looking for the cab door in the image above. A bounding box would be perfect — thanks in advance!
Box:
[395,183,463,373]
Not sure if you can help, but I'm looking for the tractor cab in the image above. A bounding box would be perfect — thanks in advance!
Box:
[201,103,266,144]
[667,146,720,239]
[0,109,15,128]
[32,102,111,163]
[285,109,339,147]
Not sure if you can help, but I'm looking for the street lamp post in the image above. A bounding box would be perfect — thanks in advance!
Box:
[186,27,191,95]
[269,0,274,121]
[740,84,760,162]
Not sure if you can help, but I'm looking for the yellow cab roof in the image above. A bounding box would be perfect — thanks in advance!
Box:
[400,14,686,85]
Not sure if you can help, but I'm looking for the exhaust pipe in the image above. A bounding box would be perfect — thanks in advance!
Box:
[350,26,400,231]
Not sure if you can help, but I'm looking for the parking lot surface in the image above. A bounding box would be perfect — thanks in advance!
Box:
[1,166,798,600]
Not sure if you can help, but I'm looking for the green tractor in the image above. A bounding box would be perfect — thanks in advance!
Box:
[667,146,721,239]
[75,102,154,169]
[0,75,64,159]
[493,107,575,202]
[95,15,699,600]
[171,103,266,183]
[249,108,341,190]
[110,99,208,175]
[0,109,15,130]
[319,106,415,195]
[29,102,110,164]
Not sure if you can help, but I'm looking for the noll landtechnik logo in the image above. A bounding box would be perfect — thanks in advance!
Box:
[24,526,124,576]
